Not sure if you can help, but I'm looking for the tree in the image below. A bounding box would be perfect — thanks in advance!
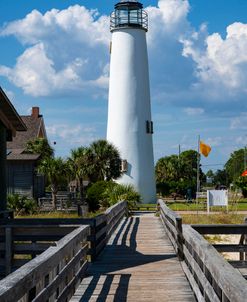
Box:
[26,138,54,160]
[213,169,228,186]
[235,176,247,198]
[38,157,67,208]
[225,148,245,184]
[156,155,180,183]
[179,150,198,182]
[67,147,93,202]
[88,139,122,182]
[155,149,205,197]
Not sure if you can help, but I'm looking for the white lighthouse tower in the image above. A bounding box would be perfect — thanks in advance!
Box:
[107,0,156,203]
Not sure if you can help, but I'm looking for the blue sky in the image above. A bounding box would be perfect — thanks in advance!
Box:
[1,0,247,172]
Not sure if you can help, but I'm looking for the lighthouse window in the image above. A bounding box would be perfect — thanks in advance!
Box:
[129,10,139,24]
[146,121,154,134]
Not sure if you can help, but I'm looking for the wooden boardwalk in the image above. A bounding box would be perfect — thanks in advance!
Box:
[71,213,195,302]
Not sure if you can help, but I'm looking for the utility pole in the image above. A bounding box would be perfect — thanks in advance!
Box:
[196,135,200,214]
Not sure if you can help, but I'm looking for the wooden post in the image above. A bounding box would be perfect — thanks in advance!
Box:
[5,227,12,276]
[90,219,97,262]
[176,217,184,261]
[0,122,7,212]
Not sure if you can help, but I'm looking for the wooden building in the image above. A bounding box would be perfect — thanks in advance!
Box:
[0,87,27,214]
[7,107,47,199]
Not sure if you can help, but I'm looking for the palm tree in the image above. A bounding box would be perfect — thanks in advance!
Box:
[89,139,122,182]
[26,138,54,160]
[38,157,67,209]
[67,147,93,202]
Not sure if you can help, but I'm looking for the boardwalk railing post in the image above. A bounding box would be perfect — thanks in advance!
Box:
[5,227,12,276]
[176,217,184,261]
[90,218,97,262]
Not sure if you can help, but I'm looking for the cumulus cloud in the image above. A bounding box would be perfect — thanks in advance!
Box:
[1,0,247,117]
[0,5,110,97]
[182,22,247,99]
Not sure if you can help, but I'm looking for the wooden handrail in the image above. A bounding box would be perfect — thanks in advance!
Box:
[157,199,183,260]
[183,225,247,302]
[0,225,90,302]
[0,201,128,301]
[158,200,247,301]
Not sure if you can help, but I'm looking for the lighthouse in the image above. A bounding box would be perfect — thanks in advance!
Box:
[107,0,156,203]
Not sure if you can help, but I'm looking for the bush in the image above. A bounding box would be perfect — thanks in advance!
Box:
[86,181,141,211]
[104,183,141,209]
[86,181,113,211]
[7,194,37,215]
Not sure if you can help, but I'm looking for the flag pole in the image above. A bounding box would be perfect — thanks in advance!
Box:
[196,135,200,215]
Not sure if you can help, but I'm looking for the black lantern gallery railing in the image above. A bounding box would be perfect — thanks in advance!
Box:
[110,1,148,32]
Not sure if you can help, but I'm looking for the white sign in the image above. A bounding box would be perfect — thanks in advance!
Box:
[207,190,228,213]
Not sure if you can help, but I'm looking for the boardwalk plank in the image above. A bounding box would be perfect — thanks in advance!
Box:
[70,214,196,302]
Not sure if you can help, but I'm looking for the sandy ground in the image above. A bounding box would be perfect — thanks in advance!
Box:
[207,234,242,260]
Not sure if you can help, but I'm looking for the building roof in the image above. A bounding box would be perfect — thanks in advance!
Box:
[0,87,27,132]
[7,107,47,160]
[7,115,45,150]
[7,153,41,161]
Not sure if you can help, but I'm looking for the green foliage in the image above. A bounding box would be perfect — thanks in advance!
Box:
[67,140,122,203]
[213,169,228,186]
[86,181,141,210]
[86,181,111,211]
[104,183,141,209]
[38,157,68,208]
[88,139,122,182]
[155,149,202,196]
[26,138,54,160]
[7,194,37,215]
[67,146,93,202]
[225,148,245,184]
[235,176,247,198]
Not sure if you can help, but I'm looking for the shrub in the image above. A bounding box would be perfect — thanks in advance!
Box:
[86,181,113,211]
[7,194,37,215]
[104,183,141,209]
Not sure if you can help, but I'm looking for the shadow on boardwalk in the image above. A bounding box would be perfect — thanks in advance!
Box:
[71,214,195,302]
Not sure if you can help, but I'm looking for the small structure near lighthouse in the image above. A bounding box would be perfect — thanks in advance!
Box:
[107,0,156,203]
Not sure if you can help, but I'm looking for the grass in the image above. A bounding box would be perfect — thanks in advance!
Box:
[181,213,246,225]
[167,199,247,212]
[15,210,104,219]
[15,211,80,219]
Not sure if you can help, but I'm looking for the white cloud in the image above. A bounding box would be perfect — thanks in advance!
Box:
[1,0,247,119]
[184,107,204,116]
[230,113,247,130]
[46,123,98,147]
[182,22,247,97]
[206,137,222,147]
[0,5,110,97]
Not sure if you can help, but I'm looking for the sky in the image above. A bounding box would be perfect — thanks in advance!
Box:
[1,0,247,172]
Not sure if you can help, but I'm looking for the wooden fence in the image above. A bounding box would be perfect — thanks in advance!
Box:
[157,199,183,260]
[0,201,127,278]
[0,225,90,302]
[158,199,247,302]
